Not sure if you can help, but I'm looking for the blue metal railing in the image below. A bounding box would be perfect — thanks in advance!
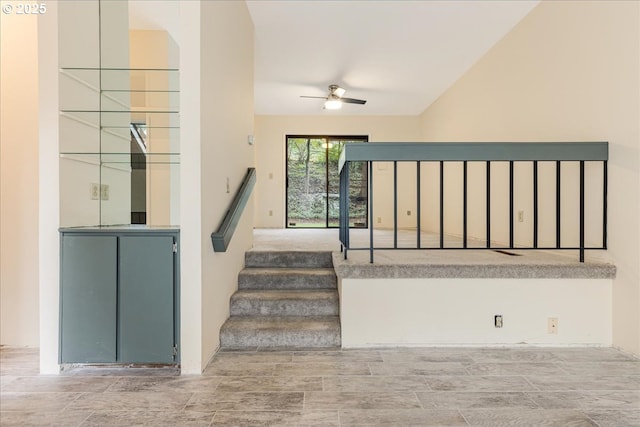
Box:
[338,142,608,263]
[211,168,256,252]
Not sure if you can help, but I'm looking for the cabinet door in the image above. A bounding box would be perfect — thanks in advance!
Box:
[61,235,117,363]
[119,235,175,363]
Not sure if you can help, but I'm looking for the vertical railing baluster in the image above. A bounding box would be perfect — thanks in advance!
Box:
[533,161,538,248]
[463,160,468,249]
[340,166,344,253]
[580,161,585,262]
[603,160,608,249]
[440,161,444,249]
[394,161,398,249]
[556,161,561,249]
[325,141,330,228]
[344,163,350,258]
[369,161,374,263]
[509,161,514,249]
[486,161,491,248]
[416,161,421,249]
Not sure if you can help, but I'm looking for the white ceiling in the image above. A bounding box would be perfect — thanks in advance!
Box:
[129,1,540,116]
[247,0,539,116]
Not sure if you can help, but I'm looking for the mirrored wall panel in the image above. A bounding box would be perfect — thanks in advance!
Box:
[59,0,180,227]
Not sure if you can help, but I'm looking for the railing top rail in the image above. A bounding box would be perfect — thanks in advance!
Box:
[339,141,608,171]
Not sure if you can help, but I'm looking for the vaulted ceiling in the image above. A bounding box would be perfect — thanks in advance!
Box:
[130,0,540,116]
[247,0,539,115]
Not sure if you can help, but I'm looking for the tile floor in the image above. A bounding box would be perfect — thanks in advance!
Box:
[1,346,639,426]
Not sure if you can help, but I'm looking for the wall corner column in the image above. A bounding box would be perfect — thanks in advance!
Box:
[179,0,204,374]
[37,1,61,374]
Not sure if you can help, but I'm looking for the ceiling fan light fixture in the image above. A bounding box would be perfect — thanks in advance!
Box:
[302,84,365,109]
[333,86,346,97]
[324,99,342,110]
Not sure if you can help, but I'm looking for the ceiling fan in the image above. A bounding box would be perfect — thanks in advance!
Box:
[301,84,367,110]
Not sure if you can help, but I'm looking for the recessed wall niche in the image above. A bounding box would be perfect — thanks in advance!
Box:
[59,0,180,227]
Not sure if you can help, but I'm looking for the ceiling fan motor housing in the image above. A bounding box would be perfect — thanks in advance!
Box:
[329,84,345,97]
[300,84,366,106]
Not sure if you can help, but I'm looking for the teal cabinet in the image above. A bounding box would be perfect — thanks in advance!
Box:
[60,228,179,364]
[119,235,175,363]
[60,235,118,363]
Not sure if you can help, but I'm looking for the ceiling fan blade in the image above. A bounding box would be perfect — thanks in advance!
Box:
[341,97,367,105]
[300,95,328,99]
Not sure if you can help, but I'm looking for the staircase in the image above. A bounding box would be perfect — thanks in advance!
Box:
[219,251,341,349]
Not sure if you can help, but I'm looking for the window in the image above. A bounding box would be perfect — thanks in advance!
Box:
[286,135,368,228]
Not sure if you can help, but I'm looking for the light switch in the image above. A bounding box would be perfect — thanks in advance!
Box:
[90,183,99,200]
[100,184,109,200]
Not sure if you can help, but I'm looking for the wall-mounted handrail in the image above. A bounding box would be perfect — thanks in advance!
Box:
[211,168,256,252]
[339,142,608,263]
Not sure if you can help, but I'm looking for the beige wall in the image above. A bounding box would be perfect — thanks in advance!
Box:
[254,115,423,228]
[341,278,612,347]
[0,8,40,346]
[180,0,255,373]
[419,1,640,355]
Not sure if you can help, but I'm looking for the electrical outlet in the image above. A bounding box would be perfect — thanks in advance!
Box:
[268,210,273,216]
[90,183,99,200]
[495,315,503,328]
[518,210,524,222]
[268,172,273,179]
[547,317,558,334]
[407,210,411,216]
[377,217,382,224]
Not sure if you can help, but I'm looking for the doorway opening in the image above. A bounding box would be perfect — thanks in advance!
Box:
[286,135,368,228]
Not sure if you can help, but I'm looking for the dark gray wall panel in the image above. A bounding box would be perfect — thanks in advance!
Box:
[60,235,117,363]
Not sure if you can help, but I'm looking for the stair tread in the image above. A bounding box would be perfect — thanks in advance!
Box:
[240,267,336,275]
[238,267,337,290]
[222,316,340,332]
[220,316,340,348]
[232,289,338,300]
[245,251,334,268]
[247,250,334,254]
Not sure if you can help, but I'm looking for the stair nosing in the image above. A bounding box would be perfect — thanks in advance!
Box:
[232,289,338,296]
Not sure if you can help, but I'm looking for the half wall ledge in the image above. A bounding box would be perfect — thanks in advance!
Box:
[332,251,616,280]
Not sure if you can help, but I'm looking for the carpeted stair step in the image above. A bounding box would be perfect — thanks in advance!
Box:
[230,290,339,316]
[245,251,333,269]
[220,316,341,348]
[238,268,337,290]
